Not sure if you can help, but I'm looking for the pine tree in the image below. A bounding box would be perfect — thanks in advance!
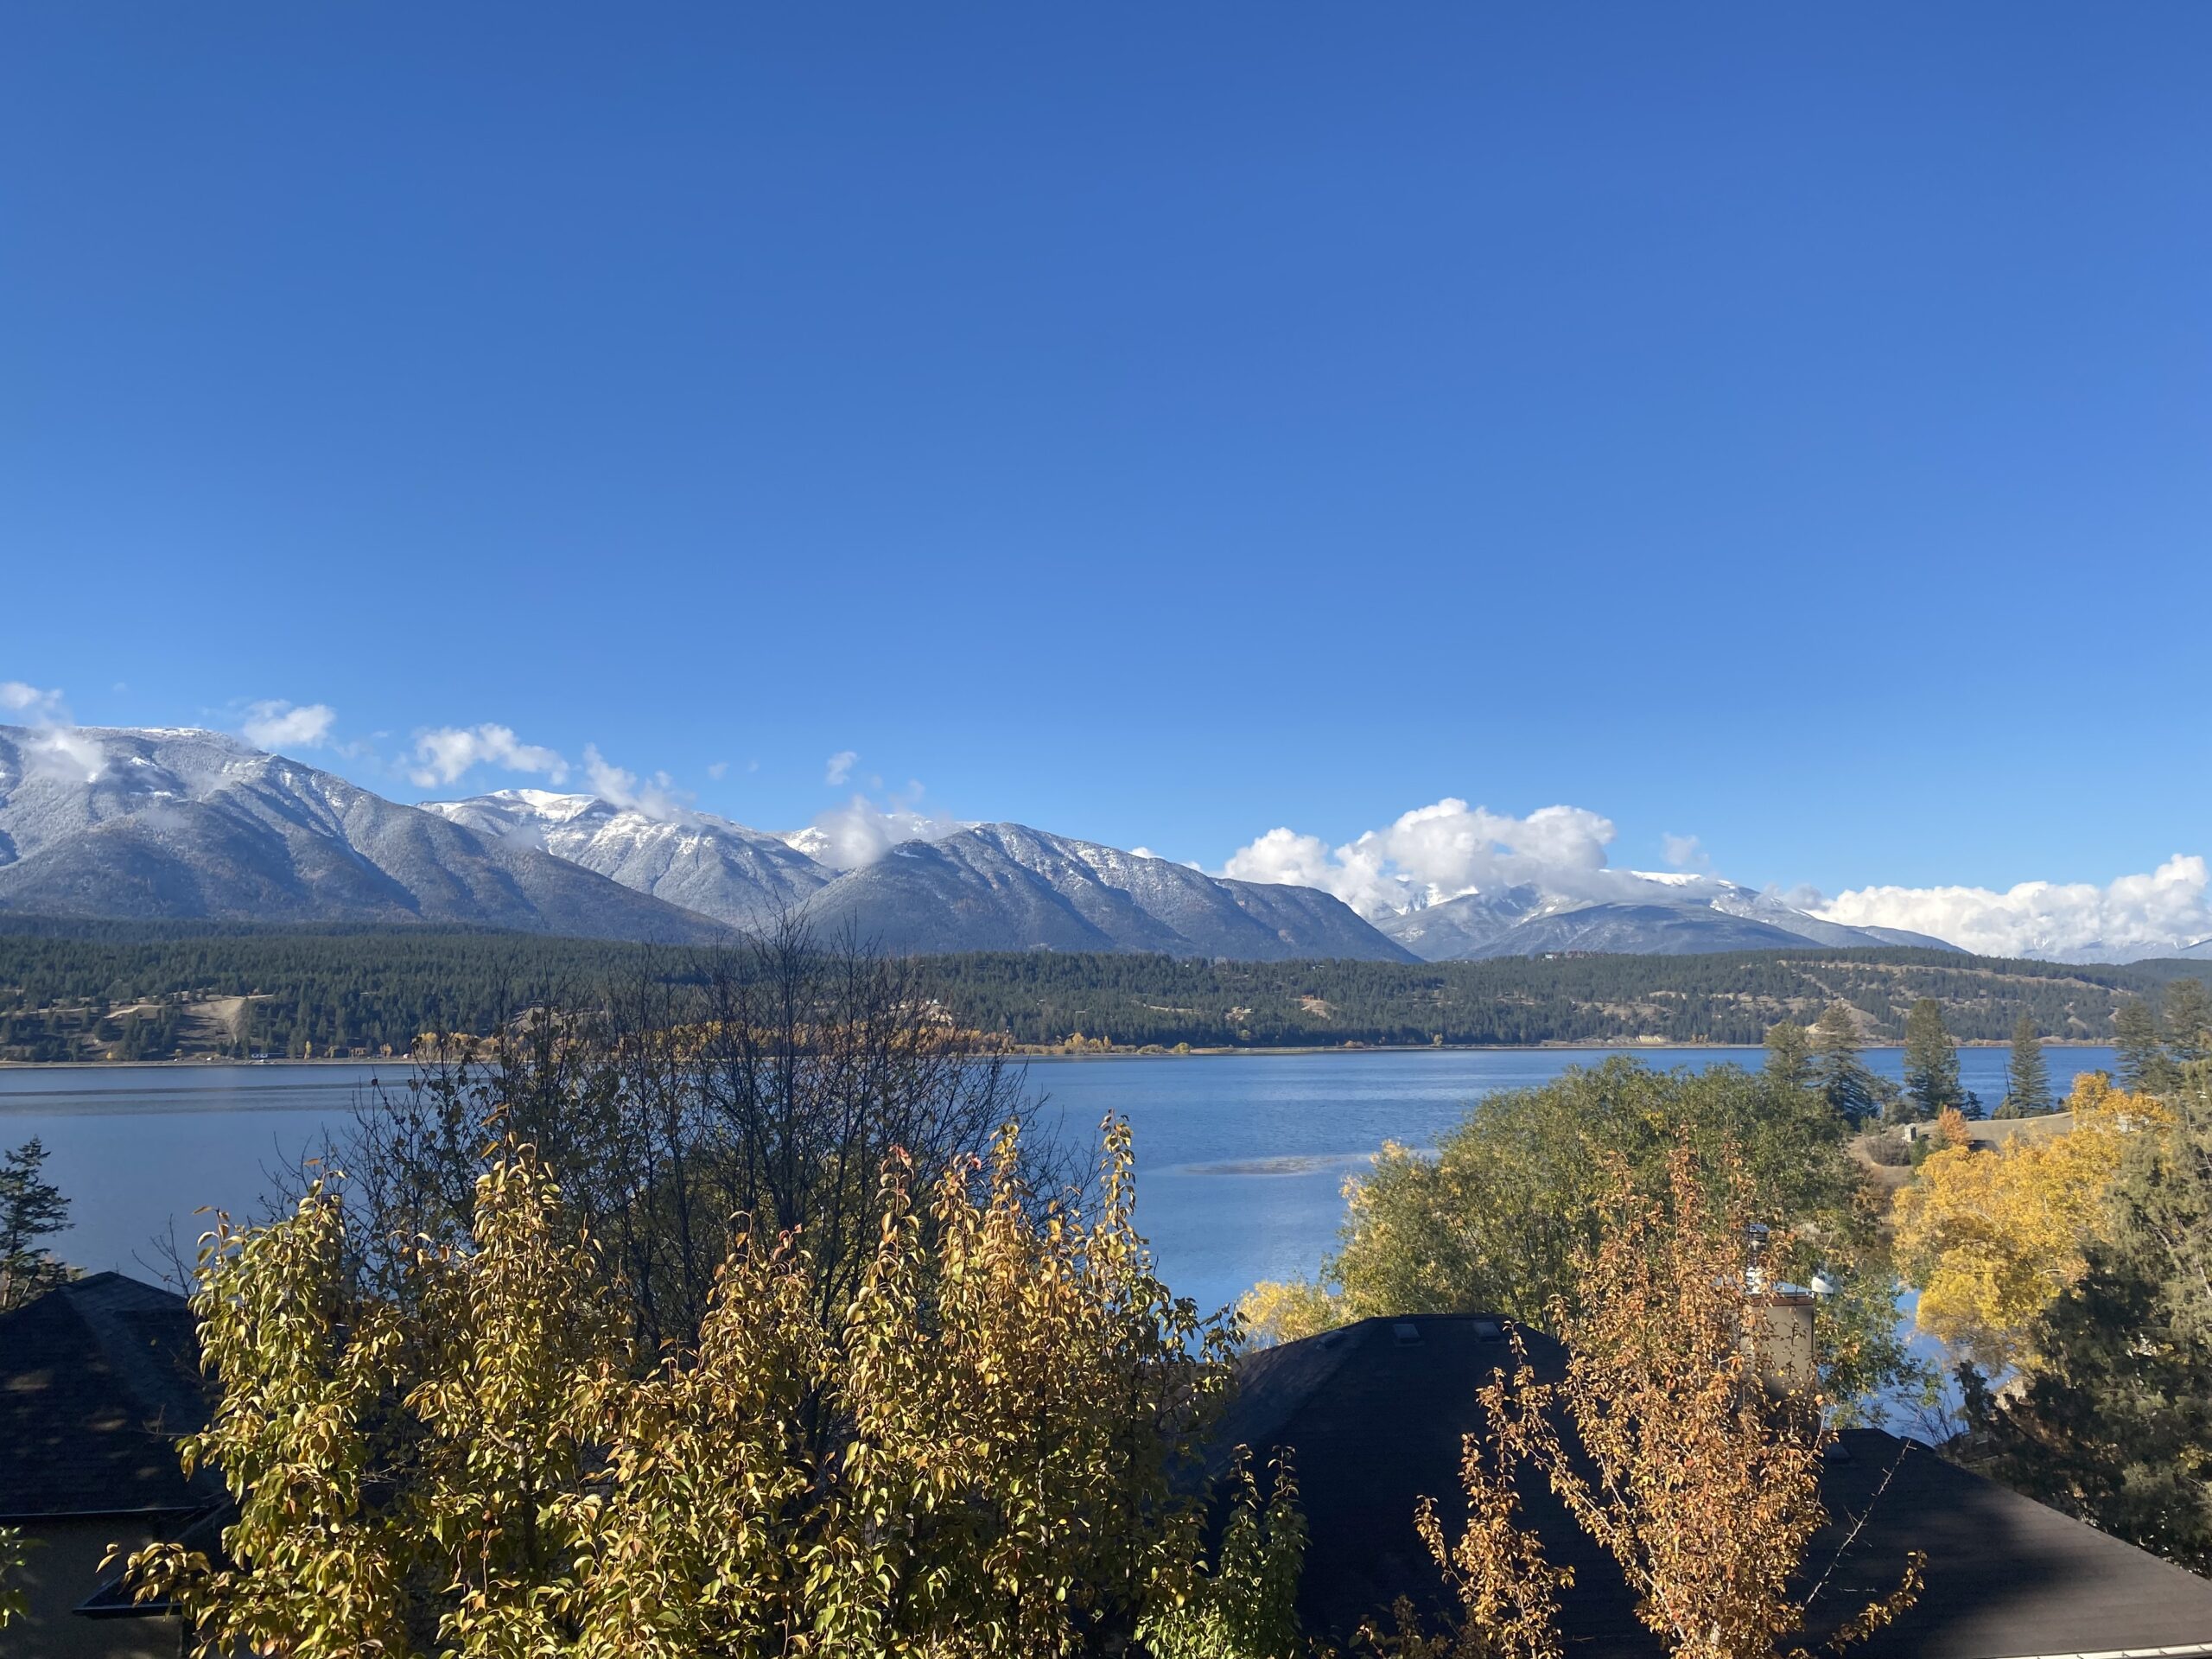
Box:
[2166,978,2212,1067]
[0,1139,70,1313]
[1763,1020,1815,1092]
[1810,1002,1878,1125]
[1901,998,1964,1122]
[2113,997,2177,1096]
[1995,1014,2056,1118]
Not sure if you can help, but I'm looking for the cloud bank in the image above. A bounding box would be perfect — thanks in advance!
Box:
[1224,796,2212,961]
[1224,798,1632,917]
[1814,856,2212,962]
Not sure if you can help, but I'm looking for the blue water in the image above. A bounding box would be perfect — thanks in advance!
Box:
[0,1046,2119,1316]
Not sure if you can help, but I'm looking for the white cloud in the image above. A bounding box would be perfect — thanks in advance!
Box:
[28,727,106,785]
[583,744,689,821]
[798,786,960,870]
[408,724,569,789]
[1815,856,2212,961]
[0,681,64,721]
[240,700,337,753]
[1662,833,1711,873]
[1224,798,1629,917]
[706,760,728,780]
[1,682,107,784]
[825,750,859,786]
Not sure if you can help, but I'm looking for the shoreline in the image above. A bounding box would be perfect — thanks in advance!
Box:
[0,1038,2120,1073]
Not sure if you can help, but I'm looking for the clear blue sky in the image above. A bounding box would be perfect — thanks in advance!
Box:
[3,3,2207,893]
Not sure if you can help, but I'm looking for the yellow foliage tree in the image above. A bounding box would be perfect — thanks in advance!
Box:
[1894,1071,2166,1373]
[120,1120,1241,1658]
[1374,1140,1920,1659]
[1236,1278,1344,1346]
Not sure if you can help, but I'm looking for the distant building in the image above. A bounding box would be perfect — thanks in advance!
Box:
[1215,1314,2212,1656]
[0,1274,218,1658]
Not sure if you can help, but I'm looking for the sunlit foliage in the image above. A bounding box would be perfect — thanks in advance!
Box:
[1386,1142,1921,1659]
[121,1119,1237,1658]
[1894,1072,2164,1372]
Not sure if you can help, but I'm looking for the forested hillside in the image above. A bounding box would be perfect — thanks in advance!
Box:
[2,918,2203,1061]
[918,947,2203,1048]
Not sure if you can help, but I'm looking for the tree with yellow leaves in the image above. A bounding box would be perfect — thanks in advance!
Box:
[120,1119,1244,1658]
[1893,1072,2165,1373]
[1375,1139,1920,1659]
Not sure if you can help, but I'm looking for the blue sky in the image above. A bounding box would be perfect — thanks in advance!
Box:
[4,3,2209,908]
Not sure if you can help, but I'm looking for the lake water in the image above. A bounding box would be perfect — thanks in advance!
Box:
[0,1045,2119,1317]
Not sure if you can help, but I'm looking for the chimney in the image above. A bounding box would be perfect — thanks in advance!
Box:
[1743,1224,1818,1396]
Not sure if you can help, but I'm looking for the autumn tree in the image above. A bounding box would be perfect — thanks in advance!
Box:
[1893,1074,2163,1373]
[1141,1451,1310,1659]
[1385,1142,1920,1659]
[1967,1060,2212,1569]
[1236,1278,1344,1348]
[1899,1000,1964,1122]
[1238,1060,1915,1416]
[122,1119,1240,1658]
[0,1136,70,1313]
[1810,1004,1879,1125]
[318,918,1034,1351]
[0,1528,25,1630]
[1994,1014,2054,1119]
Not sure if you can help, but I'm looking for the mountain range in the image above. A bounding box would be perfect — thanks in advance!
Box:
[1370,880,1956,960]
[0,723,1987,961]
[0,727,727,942]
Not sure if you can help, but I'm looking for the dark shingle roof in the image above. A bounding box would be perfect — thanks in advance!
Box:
[1217,1314,2212,1659]
[0,1271,215,1520]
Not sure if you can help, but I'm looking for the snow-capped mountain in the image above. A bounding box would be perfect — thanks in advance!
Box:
[800,823,1415,961]
[423,790,832,929]
[0,724,1977,963]
[405,796,1409,958]
[1370,876,1958,960]
[0,727,730,941]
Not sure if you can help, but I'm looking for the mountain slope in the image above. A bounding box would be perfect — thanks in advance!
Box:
[423,790,831,928]
[1704,887,1957,952]
[800,823,1414,961]
[1371,887,1549,958]
[1370,877,1965,961]
[0,727,730,942]
[1455,901,1823,958]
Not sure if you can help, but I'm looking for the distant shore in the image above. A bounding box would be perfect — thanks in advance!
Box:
[0,1037,2119,1073]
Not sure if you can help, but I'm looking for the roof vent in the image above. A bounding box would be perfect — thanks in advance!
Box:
[1473,1318,1504,1341]
[1393,1321,1422,1345]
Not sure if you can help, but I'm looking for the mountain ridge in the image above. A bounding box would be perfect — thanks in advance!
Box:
[421,789,831,928]
[0,727,732,943]
[1,725,1988,963]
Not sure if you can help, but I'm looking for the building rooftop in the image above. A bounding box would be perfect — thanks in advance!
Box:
[0,1271,215,1521]
[1216,1313,2212,1658]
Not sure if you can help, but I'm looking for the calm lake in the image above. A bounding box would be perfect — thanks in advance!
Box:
[0,1045,2118,1316]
